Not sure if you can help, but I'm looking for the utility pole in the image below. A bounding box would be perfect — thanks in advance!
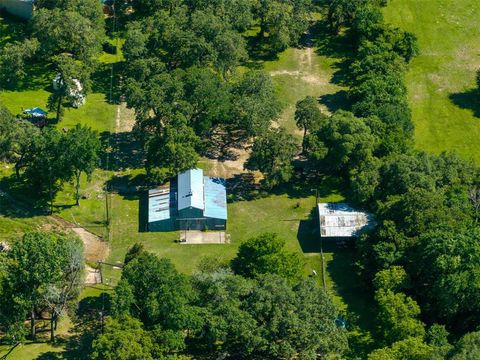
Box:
[105,185,110,226]
[48,165,53,215]
[310,188,319,206]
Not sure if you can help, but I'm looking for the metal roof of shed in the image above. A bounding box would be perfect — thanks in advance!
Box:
[178,169,204,211]
[148,188,172,222]
[318,203,371,237]
[204,177,227,220]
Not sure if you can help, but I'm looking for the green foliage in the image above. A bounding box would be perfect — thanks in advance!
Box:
[245,127,298,188]
[305,110,376,176]
[185,0,256,32]
[368,337,435,360]
[22,128,69,201]
[91,316,155,360]
[0,38,39,88]
[426,324,452,359]
[118,252,195,330]
[230,70,280,138]
[295,95,326,152]
[111,280,135,318]
[348,154,380,203]
[0,231,84,342]
[32,8,103,64]
[449,331,480,360]
[477,68,480,93]
[416,227,480,326]
[192,271,347,359]
[373,266,410,292]
[123,7,246,72]
[255,0,312,52]
[326,0,369,33]
[0,104,20,162]
[62,124,101,205]
[145,115,200,183]
[15,125,100,205]
[374,289,425,345]
[231,233,304,284]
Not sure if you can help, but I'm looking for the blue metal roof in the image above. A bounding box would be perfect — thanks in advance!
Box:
[204,177,227,220]
[178,169,204,211]
[148,188,172,222]
[24,107,48,117]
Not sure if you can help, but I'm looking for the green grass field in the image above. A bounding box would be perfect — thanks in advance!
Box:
[385,0,480,163]
[264,46,345,134]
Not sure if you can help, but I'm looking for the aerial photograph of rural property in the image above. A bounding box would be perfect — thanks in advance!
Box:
[1,0,480,359]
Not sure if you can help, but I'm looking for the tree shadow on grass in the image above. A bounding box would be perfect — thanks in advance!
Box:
[91,61,124,104]
[311,19,355,88]
[449,89,480,118]
[57,294,113,360]
[227,172,346,204]
[1,61,53,93]
[7,293,113,360]
[99,131,144,171]
[0,175,47,218]
[327,243,376,356]
[271,173,346,200]
[106,173,145,199]
[138,190,148,233]
[297,208,319,253]
[0,11,28,46]
[243,33,280,70]
[36,352,64,360]
[227,173,260,202]
[319,90,350,113]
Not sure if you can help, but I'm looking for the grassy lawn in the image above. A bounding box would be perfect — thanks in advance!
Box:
[264,47,345,134]
[0,342,65,360]
[99,184,345,283]
[0,317,72,360]
[384,0,480,163]
[0,199,49,240]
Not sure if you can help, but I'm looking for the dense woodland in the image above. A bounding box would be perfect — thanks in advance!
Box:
[1,0,480,359]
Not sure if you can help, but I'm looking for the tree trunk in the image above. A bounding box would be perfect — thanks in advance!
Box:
[56,94,63,123]
[302,127,307,154]
[75,171,81,206]
[14,163,20,178]
[50,316,55,342]
[259,12,266,39]
[30,308,36,340]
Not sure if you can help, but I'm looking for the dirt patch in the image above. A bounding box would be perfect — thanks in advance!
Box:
[85,265,102,284]
[269,48,330,87]
[301,74,328,86]
[179,231,229,244]
[208,147,250,179]
[270,69,301,77]
[115,102,136,133]
[71,228,108,263]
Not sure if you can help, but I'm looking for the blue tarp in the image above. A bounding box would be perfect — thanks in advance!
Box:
[24,107,48,117]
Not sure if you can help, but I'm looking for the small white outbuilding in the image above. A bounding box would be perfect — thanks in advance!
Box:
[53,74,86,108]
[318,203,373,238]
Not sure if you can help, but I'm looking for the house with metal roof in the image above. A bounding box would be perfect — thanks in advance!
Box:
[317,203,372,238]
[0,0,34,20]
[148,169,227,232]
